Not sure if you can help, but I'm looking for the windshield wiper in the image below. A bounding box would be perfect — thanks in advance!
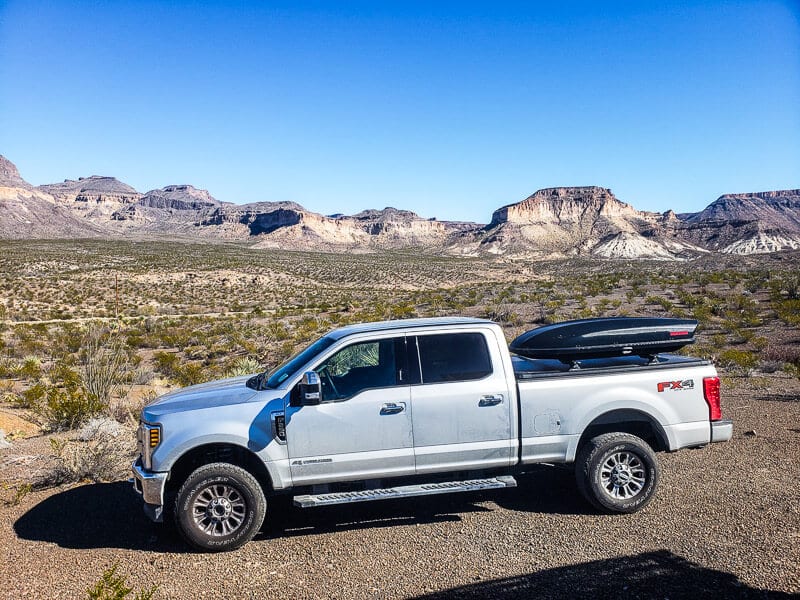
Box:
[246,372,267,391]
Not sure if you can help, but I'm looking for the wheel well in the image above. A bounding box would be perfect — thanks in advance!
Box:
[165,443,273,497]
[577,409,668,454]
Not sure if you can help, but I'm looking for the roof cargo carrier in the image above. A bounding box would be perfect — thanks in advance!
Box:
[509,317,698,363]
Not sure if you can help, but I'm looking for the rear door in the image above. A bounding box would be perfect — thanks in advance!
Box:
[409,330,514,473]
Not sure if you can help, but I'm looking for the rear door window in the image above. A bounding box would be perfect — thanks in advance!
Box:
[415,332,493,384]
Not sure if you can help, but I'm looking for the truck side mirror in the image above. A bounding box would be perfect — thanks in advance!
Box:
[299,371,322,405]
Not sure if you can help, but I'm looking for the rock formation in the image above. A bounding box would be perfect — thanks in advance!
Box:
[676,190,800,254]
[0,155,104,239]
[463,187,681,258]
[1,155,798,258]
[39,175,141,220]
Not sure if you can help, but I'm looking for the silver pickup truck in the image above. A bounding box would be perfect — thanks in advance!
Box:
[132,317,732,551]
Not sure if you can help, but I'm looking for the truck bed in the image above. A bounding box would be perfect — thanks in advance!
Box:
[512,353,710,381]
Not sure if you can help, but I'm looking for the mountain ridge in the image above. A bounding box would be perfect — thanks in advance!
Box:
[1,154,798,259]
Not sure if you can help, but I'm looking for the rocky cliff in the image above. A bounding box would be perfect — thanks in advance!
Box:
[0,155,105,239]
[138,185,221,211]
[39,176,141,220]
[462,187,684,259]
[2,155,798,258]
[250,206,473,251]
[108,185,226,233]
[677,190,800,254]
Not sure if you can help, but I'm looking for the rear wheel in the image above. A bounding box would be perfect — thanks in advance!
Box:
[174,462,266,551]
[575,432,659,514]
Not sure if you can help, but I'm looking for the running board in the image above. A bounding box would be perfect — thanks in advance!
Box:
[293,476,517,508]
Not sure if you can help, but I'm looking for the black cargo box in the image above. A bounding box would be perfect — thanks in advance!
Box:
[509,317,698,362]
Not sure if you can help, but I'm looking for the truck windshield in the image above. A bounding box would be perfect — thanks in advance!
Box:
[265,336,336,389]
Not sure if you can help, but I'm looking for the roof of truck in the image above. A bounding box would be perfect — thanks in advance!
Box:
[328,317,493,340]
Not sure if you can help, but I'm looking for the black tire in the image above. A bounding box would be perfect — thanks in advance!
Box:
[174,462,266,552]
[575,432,659,514]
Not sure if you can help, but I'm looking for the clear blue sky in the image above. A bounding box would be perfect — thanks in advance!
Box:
[1,1,798,223]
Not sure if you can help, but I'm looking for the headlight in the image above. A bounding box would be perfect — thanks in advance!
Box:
[139,421,162,470]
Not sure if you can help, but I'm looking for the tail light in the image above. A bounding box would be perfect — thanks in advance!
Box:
[703,376,722,421]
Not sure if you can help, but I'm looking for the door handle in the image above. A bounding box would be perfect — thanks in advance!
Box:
[479,394,504,407]
[380,402,405,415]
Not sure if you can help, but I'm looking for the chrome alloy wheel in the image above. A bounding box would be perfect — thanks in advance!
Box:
[600,451,646,500]
[192,484,247,536]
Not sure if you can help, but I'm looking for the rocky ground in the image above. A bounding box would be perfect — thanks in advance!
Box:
[0,376,798,599]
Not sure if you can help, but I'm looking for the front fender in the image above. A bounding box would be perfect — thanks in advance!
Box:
[149,395,291,489]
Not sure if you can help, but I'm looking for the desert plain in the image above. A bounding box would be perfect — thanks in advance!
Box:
[0,239,798,599]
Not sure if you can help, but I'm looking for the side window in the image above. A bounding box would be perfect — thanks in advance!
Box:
[416,332,493,383]
[315,338,400,400]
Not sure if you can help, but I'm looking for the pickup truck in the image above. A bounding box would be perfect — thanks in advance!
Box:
[132,317,733,551]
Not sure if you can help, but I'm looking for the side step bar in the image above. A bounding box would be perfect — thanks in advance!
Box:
[293,475,517,508]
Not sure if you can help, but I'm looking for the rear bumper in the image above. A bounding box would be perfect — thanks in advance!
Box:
[711,418,733,443]
[131,457,168,506]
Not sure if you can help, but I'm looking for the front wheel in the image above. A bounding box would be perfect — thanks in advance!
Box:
[575,432,659,514]
[174,462,266,552]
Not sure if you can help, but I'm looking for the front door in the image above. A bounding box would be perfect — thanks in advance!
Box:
[409,331,514,473]
[286,336,415,485]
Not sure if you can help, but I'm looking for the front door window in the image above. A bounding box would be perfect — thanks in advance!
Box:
[316,338,399,401]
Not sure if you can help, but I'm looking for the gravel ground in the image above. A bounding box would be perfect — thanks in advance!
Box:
[1,377,798,600]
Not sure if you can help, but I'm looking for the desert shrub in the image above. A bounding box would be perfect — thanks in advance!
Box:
[49,418,135,483]
[86,563,157,600]
[77,416,126,441]
[645,295,673,313]
[758,360,782,374]
[774,298,800,327]
[17,356,42,380]
[1,482,32,507]
[125,331,147,348]
[12,324,48,356]
[266,321,290,341]
[483,303,522,326]
[15,358,105,430]
[744,274,768,294]
[718,349,758,373]
[725,327,754,345]
[0,358,15,378]
[57,324,85,354]
[225,357,261,378]
[692,304,713,325]
[152,351,179,378]
[709,299,726,317]
[50,360,82,388]
[782,274,800,300]
[80,327,130,405]
[761,344,800,363]
[16,382,47,408]
[172,361,208,387]
[390,302,416,319]
[674,287,699,308]
[595,298,612,315]
[38,385,107,431]
[131,367,155,386]
[751,336,768,351]
[710,333,727,349]
[762,344,800,379]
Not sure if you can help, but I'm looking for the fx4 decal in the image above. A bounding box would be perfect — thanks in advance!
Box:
[657,380,694,393]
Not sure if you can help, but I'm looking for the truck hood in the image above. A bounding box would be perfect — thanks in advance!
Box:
[143,375,261,419]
